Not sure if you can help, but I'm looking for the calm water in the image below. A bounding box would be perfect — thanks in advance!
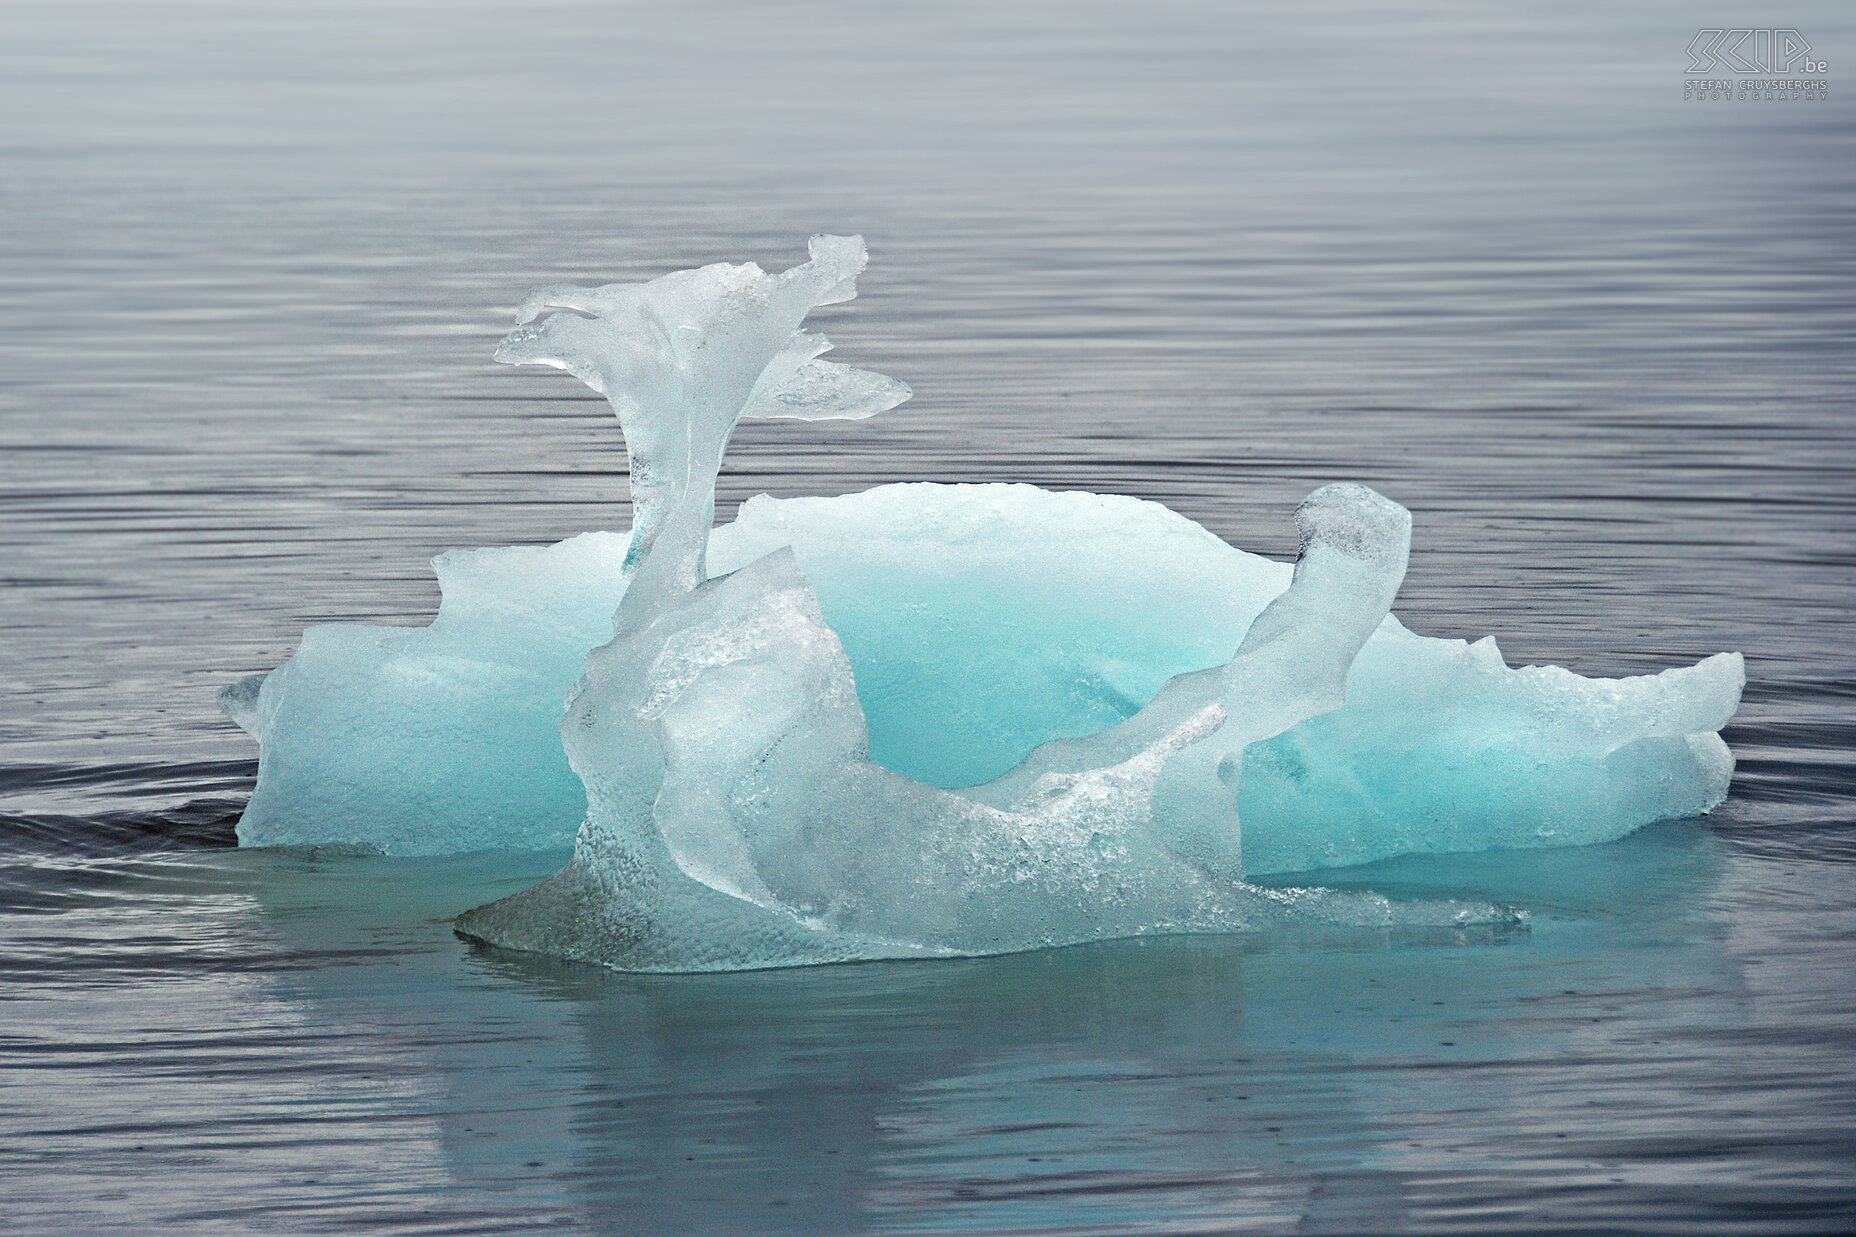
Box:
[3,1,1854,1232]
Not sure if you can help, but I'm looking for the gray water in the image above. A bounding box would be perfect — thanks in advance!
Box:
[2,1,1853,1232]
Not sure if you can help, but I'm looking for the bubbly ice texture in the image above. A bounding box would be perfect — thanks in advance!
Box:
[221,236,1745,970]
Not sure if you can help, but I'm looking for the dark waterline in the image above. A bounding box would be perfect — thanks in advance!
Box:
[3,1,1854,1232]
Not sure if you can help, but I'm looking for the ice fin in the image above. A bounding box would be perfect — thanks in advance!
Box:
[1223,482,1411,732]
[217,674,266,734]
[1146,482,1411,877]
[789,233,868,306]
[742,360,912,421]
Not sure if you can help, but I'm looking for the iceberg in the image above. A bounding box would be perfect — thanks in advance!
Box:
[221,236,1744,971]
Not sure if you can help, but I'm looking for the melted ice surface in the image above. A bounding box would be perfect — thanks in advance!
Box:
[221,238,1744,971]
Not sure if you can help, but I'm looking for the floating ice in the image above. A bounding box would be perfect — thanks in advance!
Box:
[221,236,1744,971]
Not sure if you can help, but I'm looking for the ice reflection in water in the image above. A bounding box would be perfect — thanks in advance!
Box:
[7,822,1799,1234]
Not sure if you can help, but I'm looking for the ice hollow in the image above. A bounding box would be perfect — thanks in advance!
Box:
[220,236,1745,970]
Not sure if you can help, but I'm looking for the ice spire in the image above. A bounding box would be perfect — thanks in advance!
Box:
[493,235,910,629]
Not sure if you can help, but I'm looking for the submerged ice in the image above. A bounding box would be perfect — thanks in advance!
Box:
[222,236,1744,971]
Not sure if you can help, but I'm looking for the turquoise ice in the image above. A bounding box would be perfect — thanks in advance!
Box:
[221,237,1743,970]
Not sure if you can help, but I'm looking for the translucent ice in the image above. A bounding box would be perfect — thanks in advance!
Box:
[220,236,1745,971]
[493,232,908,620]
[221,533,630,856]
[228,234,906,855]
[456,483,1515,970]
[225,486,1741,872]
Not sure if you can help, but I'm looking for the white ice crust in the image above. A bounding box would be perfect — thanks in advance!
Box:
[221,237,1744,972]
